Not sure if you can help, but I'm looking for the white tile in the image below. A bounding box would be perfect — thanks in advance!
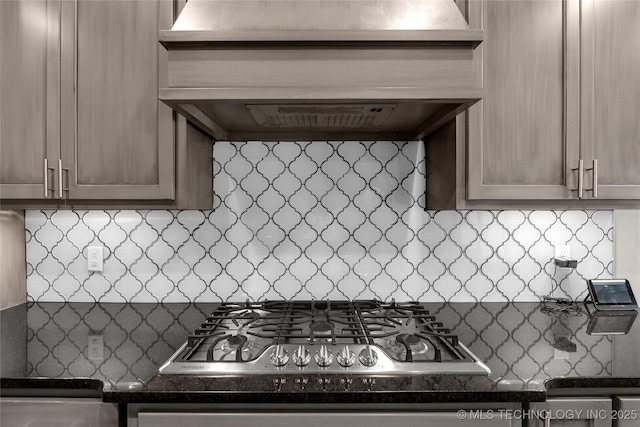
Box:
[336,273,367,300]
[27,276,51,301]
[304,171,333,198]
[256,187,286,215]
[145,240,174,268]
[239,141,269,164]
[450,257,478,284]
[432,274,464,301]
[129,258,160,285]
[272,141,302,163]
[98,221,128,252]
[353,255,382,281]
[398,276,429,301]
[272,171,302,199]
[192,255,222,283]
[25,140,615,303]
[34,222,64,251]
[255,153,286,183]
[84,275,113,301]
[272,273,304,300]
[81,210,112,231]
[176,274,208,301]
[304,141,334,165]
[433,240,463,266]
[113,240,143,267]
[113,274,144,301]
[35,257,65,279]
[113,211,144,234]
[25,210,48,231]
[303,276,333,300]
[161,220,191,250]
[192,220,223,248]
[544,217,574,245]
[321,156,350,183]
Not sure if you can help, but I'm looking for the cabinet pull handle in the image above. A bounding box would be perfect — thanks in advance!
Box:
[585,159,598,198]
[571,159,584,199]
[44,159,49,198]
[593,159,598,198]
[44,159,55,198]
[58,159,63,199]
[58,159,69,199]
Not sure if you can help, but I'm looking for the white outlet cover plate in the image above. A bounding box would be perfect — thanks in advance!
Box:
[87,246,104,272]
[88,334,104,360]
[554,244,571,259]
[553,348,570,360]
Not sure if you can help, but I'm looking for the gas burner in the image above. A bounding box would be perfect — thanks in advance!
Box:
[397,333,420,345]
[310,321,333,334]
[387,334,429,357]
[230,310,260,327]
[220,335,255,355]
[311,301,331,313]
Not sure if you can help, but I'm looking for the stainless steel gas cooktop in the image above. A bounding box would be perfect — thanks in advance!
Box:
[159,300,490,376]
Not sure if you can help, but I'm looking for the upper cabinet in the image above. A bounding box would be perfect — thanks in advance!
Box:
[428,0,640,208]
[581,0,640,200]
[0,0,212,208]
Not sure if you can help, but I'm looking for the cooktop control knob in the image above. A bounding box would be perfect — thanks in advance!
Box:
[292,345,311,366]
[358,347,378,367]
[336,345,356,367]
[314,345,334,367]
[270,345,289,367]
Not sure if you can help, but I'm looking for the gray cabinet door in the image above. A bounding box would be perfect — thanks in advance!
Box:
[0,397,118,427]
[615,397,640,427]
[530,398,612,427]
[580,0,640,200]
[59,0,175,200]
[0,0,60,199]
[139,412,521,427]
[466,0,581,201]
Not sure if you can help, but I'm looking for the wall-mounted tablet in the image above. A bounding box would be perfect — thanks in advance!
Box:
[586,279,637,311]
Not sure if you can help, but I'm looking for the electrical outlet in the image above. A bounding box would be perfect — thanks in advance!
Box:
[87,246,104,272]
[553,348,570,360]
[554,244,571,259]
[88,334,104,360]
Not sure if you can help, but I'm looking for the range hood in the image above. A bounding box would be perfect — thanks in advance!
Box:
[159,0,482,141]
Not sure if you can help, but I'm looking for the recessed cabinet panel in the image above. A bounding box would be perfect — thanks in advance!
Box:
[0,0,58,199]
[76,0,159,186]
[529,398,611,427]
[591,0,640,197]
[482,0,564,186]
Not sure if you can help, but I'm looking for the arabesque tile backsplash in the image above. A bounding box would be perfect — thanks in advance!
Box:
[26,141,613,302]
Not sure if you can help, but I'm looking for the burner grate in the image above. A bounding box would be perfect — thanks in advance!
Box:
[164,300,489,375]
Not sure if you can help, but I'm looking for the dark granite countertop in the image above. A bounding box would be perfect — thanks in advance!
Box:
[2,301,640,404]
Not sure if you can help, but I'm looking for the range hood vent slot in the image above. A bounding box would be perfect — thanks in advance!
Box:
[247,104,397,129]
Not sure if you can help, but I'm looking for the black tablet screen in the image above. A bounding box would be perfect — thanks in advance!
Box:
[593,281,635,305]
